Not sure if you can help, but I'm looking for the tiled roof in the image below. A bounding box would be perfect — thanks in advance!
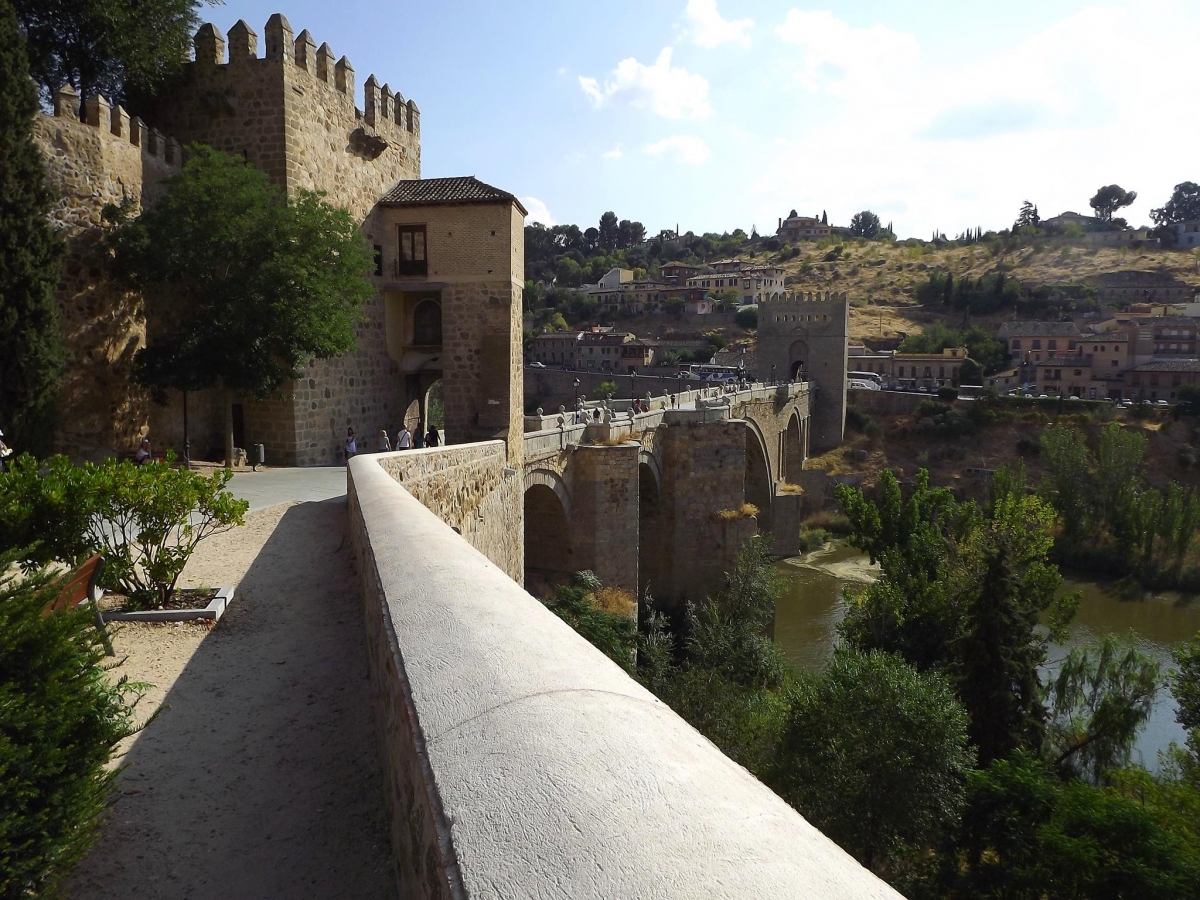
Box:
[379,176,526,214]
[998,321,1083,338]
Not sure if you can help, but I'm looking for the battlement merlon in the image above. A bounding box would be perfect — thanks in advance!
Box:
[49,85,183,168]
[187,16,419,139]
[760,290,849,310]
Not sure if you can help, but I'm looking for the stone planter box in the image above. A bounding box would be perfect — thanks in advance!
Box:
[103,586,236,623]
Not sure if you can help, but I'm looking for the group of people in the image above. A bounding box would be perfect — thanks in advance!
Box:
[344,423,440,459]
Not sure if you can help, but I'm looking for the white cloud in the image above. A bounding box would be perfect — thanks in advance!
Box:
[775,10,919,97]
[602,145,624,160]
[578,47,713,119]
[684,0,753,49]
[644,135,711,165]
[753,3,1200,239]
[522,196,556,226]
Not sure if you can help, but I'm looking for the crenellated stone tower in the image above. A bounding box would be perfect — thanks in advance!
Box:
[34,13,526,467]
[758,291,849,451]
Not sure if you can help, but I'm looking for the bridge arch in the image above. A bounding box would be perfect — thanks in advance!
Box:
[782,410,805,482]
[523,469,574,594]
[637,448,662,492]
[744,421,773,533]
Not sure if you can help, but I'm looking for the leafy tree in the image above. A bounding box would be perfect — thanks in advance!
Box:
[773,648,974,872]
[617,218,646,249]
[0,4,65,457]
[837,468,1077,765]
[598,210,619,250]
[14,0,209,104]
[110,145,373,465]
[933,753,1200,900]
[1045,636,1160,783]
[1089,184,1138,221]
[1151,181,1200,226]
[1173,633,1200,768]
[591,380,617,400]
[849,210,881,239]
[898,322,1007,374]
[0,555,140,897]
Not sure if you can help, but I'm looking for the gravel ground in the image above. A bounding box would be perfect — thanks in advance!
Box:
[66,500,396,900]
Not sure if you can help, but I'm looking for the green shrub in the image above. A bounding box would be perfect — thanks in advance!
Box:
[937,386,959,402]
[0,455,248,609]
[845,405,871,432]
[1016,436,1042,456]
[591,380,618,400]
[0,559,140,896]
[797,528,831,552]
[541,571,638,673]
[735,307,758,329]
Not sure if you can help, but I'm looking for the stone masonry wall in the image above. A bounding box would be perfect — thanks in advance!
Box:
[130,16,423,465]
[567,443,640,595]
[379,443,522,581]
[657,421,755,605]
[33,94,182,458]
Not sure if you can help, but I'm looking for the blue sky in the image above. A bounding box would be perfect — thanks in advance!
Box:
[206,1,1200,239]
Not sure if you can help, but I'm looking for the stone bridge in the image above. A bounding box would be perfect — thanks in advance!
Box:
[519,382,812,603]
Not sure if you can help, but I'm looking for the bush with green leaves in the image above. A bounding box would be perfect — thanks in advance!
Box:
[773,648,974,872]
[734,307,757,329]
[0,454,248,609]
[0,558,140,896]
[540,571,638,673]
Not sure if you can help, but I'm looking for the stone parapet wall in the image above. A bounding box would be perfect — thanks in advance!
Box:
[379,442,521,581]
[347,449,901,899]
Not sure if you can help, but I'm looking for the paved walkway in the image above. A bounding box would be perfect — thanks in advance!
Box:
[66,499,395,899]
[228,466,347,511]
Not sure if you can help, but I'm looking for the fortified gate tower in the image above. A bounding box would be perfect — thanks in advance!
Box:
[36,13,524,466]
[758,292,849,452]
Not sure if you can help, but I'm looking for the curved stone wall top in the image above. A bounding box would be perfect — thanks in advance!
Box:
[348,449,900,899]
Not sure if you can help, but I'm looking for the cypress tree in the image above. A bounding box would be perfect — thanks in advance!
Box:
[0,2,65,456]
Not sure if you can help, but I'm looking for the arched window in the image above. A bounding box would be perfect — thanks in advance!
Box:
[413,299,442,345]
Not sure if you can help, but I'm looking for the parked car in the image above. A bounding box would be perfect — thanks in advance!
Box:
[529,361,546,368]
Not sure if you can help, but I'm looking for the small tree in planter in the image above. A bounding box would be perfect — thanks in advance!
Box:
[0,455,248,609]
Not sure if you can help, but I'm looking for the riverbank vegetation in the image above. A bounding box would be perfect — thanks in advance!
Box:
[547,465,1200,896]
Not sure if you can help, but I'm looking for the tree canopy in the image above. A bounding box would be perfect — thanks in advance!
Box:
[1089,184,1137,221]
[849,210,882,239]
[0,2,65,456]
[1151,181,1200,226]
[14,0,211,104]
[110,144,372,430]
[773,648,974,872]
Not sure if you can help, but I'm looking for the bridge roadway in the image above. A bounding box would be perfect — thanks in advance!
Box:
[519,381,813,603]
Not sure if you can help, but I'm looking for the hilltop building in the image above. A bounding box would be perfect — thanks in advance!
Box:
[777,213,831,242]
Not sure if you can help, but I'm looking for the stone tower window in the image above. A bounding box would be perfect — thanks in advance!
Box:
[413,299,442,346]
[398,225,427,276]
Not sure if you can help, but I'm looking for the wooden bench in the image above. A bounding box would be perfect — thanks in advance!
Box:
[42,554,113,656]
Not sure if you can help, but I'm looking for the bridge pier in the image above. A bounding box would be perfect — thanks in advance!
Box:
[567,443,640,599]
[653,421,755,606]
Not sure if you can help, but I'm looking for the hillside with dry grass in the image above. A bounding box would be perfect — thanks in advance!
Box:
[768,237,1200,343]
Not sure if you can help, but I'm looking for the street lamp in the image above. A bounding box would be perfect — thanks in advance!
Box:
[573,377,581,407]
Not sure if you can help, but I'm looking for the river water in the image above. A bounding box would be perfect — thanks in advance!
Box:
[774,543,1200,771]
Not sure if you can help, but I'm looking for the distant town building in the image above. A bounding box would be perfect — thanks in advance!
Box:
[847,346,969,389]
[660,262,702,282]
[1169,221,1200,248]
[529,328,654,373]
[685,261,786,305]
[1084,271,1193,305]
[997,321,1085,364]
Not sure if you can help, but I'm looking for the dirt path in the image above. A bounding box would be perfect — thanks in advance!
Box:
[66,500,396,900]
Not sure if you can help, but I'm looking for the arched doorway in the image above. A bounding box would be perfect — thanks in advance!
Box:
[782,412,804,482]
[788,339,810,382]
[745,427,773,533]
[524,479,573,596]
[638,460,669,606]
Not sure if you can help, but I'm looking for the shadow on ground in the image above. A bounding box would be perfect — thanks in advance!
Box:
[66,499,396,900]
